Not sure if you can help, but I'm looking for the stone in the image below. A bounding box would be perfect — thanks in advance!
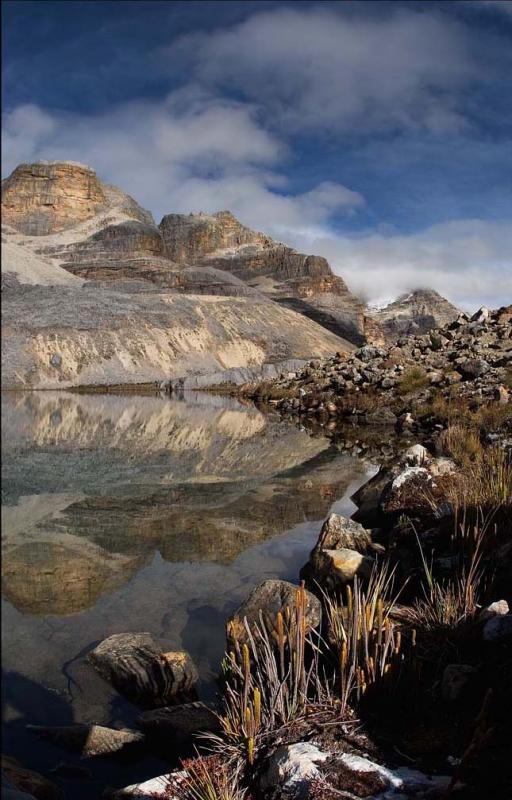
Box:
[316,548,374,585]
[136,701,220,745]
[260,742,328,796]
[480,600,509,622]
[1,756,62,800]
[88,632,198,708]
[111,771,187,799]
[365,408,398,426]
[471,306,490,323]
[458,357,490,379]
[483,614,512,642]
[441,664,477,701]
[494,385,509,405]
[314,513,374,554]
[401,444,428,466]
[227,579,322,647]
[27,724,146,759]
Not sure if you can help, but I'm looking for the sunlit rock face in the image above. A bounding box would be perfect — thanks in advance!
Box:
[159,211,382,346]
[2,162,354,389]
[1,392,367,616]
[371,289,461,342]
[1,161,108,235]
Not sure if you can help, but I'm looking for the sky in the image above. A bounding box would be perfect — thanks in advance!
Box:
[2,0,512,310]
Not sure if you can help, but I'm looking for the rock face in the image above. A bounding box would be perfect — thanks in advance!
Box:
[1,161,107,235]
[371,289,460,342]
[159,211,381,345]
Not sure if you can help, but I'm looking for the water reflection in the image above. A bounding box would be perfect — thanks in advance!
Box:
[1,391,373,755]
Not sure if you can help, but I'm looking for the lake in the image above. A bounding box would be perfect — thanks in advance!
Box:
[1,390,374,795]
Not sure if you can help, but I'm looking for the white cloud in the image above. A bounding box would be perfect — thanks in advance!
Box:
[164,7,475,135]
[1,96,363,229]
[283,219,512,312]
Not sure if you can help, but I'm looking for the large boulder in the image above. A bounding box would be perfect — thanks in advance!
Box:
[88,633,198,708]
[226,579,321,647]
[301,514,377,592]
[313,513,375,554]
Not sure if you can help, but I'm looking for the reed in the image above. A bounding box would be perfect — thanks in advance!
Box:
[216,582,333,765]
[322,564,410,712]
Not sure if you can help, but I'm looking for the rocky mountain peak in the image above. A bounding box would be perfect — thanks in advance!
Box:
[371,288,461,341]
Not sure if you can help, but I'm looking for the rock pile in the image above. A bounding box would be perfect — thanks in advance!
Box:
[244,305,511,427]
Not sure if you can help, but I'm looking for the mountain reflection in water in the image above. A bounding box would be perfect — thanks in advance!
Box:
[1,390,374,763]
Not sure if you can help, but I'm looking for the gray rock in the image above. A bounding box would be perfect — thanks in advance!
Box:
[314,513,374,554]
[260,742,328,797]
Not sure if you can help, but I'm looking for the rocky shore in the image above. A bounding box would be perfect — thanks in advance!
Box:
[5,307,510,800]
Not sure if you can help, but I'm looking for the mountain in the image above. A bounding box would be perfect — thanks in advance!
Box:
[159,210,383,345]
[370,289,461,342]
[1,161,354,389]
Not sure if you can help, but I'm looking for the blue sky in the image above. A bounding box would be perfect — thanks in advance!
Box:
[2,0,512,308]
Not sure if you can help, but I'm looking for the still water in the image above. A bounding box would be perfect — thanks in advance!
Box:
[1,390,374,795]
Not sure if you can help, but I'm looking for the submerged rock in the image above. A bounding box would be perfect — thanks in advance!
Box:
[88,632,198,708]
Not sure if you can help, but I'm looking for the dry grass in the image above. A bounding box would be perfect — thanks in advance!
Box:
[170,756,249,800]
[322,566,410,713]
[217,583,334,765]
[397,367,429,395]
[403,519,484,635]
[438,426,512,512]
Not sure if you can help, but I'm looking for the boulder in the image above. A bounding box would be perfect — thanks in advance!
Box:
[480,600,509,622]
[110,771,187,799]
[88,632,198,708]
[458,358,490,379]
[137,702,220,746]
[260,742,328,797]
[314,513,374,554]
[313,548,374,587]
[401,444,428,466]
[27,724,146,759]
[227,579,321,647]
